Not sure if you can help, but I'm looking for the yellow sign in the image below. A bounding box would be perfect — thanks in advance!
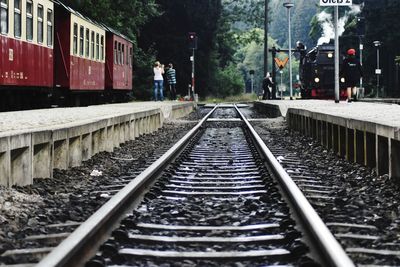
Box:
[274,57,289,70]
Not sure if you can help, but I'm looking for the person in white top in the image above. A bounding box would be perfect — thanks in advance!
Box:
[153,61,165,101]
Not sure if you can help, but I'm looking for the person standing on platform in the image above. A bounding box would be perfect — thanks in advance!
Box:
[341,49,363,102]
[153,61,164,101]
[165,63,177,100]
[262,72,274,100]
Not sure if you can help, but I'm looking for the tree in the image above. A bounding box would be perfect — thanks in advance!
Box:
[137,0,226,98]
[362,0,400,96]
[269,0,317,50]
[222,0,266,29]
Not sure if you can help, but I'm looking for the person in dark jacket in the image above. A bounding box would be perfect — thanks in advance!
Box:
[341,48,363,102]
[262,72,274,100]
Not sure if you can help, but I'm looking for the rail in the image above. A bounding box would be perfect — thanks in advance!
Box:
[234,104,355,267]
[37,106,218,267]
[37,104,354,267]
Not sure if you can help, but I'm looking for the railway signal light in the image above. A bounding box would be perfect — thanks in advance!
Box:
[188,32,197,50]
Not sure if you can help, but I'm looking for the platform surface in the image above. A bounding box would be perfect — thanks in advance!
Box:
[257,100,400,128]
[0,101,191,135]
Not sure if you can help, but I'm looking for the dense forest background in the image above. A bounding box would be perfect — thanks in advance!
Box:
[60,0,400,99]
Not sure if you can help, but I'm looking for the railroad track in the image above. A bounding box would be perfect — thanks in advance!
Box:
[4,105,354,266]
[264,137,400,267]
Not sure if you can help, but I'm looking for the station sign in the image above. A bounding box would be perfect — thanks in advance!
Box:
[320,0,352,6]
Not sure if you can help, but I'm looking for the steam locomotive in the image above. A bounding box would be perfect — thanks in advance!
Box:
[298,42,347,99]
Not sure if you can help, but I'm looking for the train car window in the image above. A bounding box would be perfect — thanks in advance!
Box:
[26,0,32,40]
[96,33,99,60]
[100,35,104,60]
[47,9,52,46]
[14,0,21,37]
[114,41,117,64]
[73,23,77,55]
[118,42,121,65]
[121,44,124,65]
[37,4,43,43]
[79,26,84,56]
[91,31,94,59]
[129,47,133,68]
[126,45,129,66]
[1,0,8,34]
[85,29,89,58]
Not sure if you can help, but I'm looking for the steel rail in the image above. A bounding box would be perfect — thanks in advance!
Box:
[235,104,355,267]
[37,105,218,267]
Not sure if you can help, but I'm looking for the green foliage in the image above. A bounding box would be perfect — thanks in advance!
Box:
[139,0,223,98]
[269,0,317,49]
[211,64,244,98]
[361,0,400,97]
[234,28,264,46]
[234,35,279,94]
[222,0,266,29]
[201,93,257,103]
[132,47,157,99]
[61,0,159,39]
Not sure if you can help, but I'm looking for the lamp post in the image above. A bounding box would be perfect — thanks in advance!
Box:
[283,1,294,100]
[357,16,365,98]
[373,40,382,98]
[359,38,364,98]
[264,0,268,76]
[334,6,339,103]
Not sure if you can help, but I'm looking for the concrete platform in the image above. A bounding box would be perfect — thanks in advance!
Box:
[254,100,400,179]
[0,101,195,186]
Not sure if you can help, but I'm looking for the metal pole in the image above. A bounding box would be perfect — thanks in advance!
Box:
[251,75,254,94]
[192,48,195,99]
[359,39,363,98]
[377,47,380,98]
[271,47,277,99]
[264,0,268,75]
[287,7,293,100]
[334,6,340,103]
[396,63,399,94]
[280,70,283,99]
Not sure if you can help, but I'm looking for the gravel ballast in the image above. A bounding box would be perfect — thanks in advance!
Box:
[0,119,197,263]
[1,105,400,266]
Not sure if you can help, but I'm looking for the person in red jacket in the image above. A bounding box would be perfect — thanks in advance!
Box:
[341,49,363,102]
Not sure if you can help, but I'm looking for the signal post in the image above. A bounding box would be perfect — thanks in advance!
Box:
[269,47,299,99]
[188,32,198,100]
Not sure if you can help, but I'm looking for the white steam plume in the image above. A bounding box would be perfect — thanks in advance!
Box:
[317,4,362,46]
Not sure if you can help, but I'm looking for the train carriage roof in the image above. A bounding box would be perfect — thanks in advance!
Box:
[101,25,133,44]
[53,0,133,43]
[53,0,106,31]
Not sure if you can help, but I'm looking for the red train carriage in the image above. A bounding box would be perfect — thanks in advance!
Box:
[104,27,133,94]
[54,1,105,104]
[0,0,134,110]
[0,0,54,109]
